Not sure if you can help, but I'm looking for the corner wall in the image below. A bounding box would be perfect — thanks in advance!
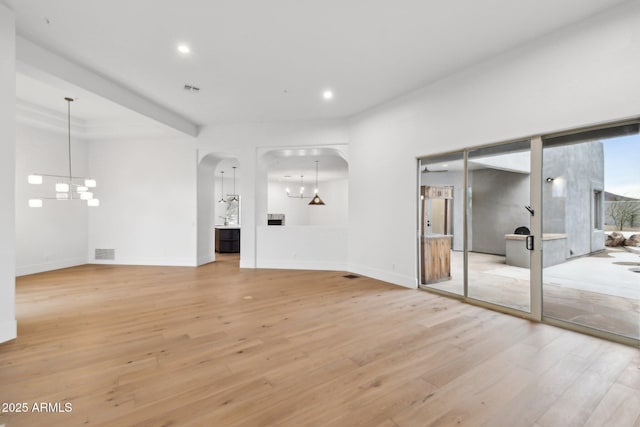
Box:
[0,3,16,343]
[347,1,640,288]
[87,136,198,266]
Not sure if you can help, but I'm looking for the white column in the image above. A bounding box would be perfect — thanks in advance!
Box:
[0,2,16,343]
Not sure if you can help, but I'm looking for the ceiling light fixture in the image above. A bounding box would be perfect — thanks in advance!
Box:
[308,160,325,206]
[322,90,334,100]
[228,166,239,202]
[177,44,190,54]
[285,161,325,206]
[27,97,99,208]
[218,170,226,203]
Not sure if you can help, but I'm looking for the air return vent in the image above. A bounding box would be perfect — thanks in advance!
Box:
[95,248,115,261]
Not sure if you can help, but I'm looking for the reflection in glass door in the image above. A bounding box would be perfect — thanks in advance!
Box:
[542,125,640,340]
[466,141,532,313]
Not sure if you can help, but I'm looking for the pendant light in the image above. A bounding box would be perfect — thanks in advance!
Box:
[218,170,226,203]
[308,160,325,205]
[28,97,99,207]
[229,166,239,202]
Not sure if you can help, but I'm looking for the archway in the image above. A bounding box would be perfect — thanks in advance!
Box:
[197,152,241,265]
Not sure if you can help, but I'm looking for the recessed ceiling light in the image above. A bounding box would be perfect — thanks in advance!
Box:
[177,44,190,54]
[442,164,448,167]
[323,90,334,100]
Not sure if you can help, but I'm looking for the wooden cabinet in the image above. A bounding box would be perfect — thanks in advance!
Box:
[421,235,452,284]
[215,228,240,253]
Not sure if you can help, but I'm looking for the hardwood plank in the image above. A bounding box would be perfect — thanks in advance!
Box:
[584,383,640,427]
[0,256,636,427]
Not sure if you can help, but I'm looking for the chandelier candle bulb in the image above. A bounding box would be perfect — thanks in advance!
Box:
[80,192,93,200]
[87,199,100,207]
[28,199,43,208]
[28,175,43,184]
[84,179,97,188]
[55,183,70,192]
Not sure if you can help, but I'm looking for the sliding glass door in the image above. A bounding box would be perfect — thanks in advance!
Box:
[419,140,538,316]
[466,140,533,313]
[418,120,639,345]
[542,124,640,341]
[419,152,464,296]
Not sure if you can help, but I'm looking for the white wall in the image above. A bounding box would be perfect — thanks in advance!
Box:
[267,178,348,226]
[15,124,89,275]
[256,226,348,271]
[348,1,640,288]
[0,3,16,343]
[88,136,198,266]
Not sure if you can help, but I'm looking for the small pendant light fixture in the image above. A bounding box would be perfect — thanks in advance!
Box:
[218,170,226,203]
[308,160,325,206]
[27,97,99,207]
[229,166,239,202]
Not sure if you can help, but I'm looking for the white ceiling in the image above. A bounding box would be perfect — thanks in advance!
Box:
[16,73,183,139]
[264,148,348,182]
[8,0,629,125]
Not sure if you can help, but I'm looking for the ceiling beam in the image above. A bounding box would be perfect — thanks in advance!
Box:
[16,36,199,137]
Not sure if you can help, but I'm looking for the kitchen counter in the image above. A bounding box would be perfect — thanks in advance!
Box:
[505,233,567,268]
[215,227,241,253]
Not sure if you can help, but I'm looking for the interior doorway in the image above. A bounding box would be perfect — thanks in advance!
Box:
[197,153,241,267]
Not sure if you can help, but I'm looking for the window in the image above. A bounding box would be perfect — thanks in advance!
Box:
[593,190,602,230]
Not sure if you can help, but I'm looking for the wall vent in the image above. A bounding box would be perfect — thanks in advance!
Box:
[95,248,115,261]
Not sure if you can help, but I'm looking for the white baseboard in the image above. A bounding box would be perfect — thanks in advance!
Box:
[239,258,255,269]
[0,319,17,344]
[16,257,87,277]
[346,263,417,289]
[90,257,197,267]
[256,259,347,271]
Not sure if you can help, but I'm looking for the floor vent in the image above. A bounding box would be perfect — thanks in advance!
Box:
[343,274,360,279]
[95,248,115,261]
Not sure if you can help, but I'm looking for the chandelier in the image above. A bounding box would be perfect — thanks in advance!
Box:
[285,161,325,205]
[27,97,99,207]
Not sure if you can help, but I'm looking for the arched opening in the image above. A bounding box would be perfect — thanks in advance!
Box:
[255,145,349,270]
[197,153,241,266]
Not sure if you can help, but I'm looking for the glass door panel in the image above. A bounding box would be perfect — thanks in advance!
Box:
[466,140,532,312]
[542,125,640,340]
[419,153,464,295]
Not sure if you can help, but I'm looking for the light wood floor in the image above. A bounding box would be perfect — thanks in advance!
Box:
[1,254,639,427]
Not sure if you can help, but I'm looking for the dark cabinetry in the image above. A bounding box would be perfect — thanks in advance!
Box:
[215,228,240,253]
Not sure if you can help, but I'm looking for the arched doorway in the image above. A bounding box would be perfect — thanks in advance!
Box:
[197,153,241,265]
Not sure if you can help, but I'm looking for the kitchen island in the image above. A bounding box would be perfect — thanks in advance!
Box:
[215,226,240,253]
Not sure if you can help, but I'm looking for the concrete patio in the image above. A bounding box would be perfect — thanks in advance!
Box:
[425,248,640,340]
